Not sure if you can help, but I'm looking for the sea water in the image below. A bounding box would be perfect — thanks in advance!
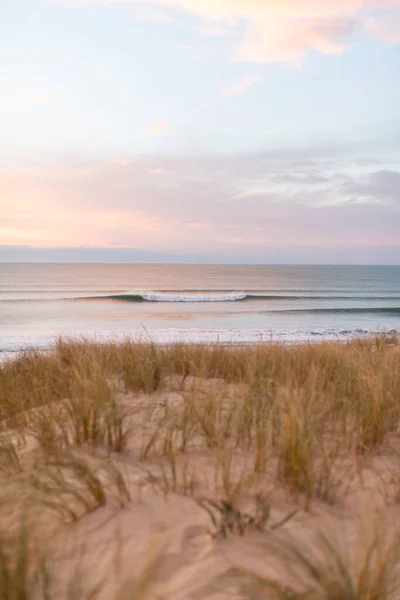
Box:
[1,264,399,356]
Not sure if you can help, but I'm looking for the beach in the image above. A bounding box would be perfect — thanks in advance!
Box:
[1,265,400,598]
[1,336,400,598]
[3,0,400,593]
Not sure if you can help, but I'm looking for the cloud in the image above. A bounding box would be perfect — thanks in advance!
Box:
[150,167,175,175]
[342,169,400,202]
[2,147,399,263]
[0,246,190,264]
[236,17,356,64]
[220,74,262,97]
[155,219,214,228]
[364,14,400,43]
[150,121,167,133]
[62,0,400,63]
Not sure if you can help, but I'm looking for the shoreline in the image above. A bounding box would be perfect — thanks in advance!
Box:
[2,326,397,359]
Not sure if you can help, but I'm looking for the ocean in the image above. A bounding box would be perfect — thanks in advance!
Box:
[1,264,399,356]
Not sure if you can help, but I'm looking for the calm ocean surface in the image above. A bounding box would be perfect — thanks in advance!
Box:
[1,264,400,355]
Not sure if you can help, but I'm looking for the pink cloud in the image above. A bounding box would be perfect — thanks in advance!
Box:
[188,222,214,228]
[2,153,400,260]
[72,0,400,64]
[236,17,355,64]
[364,15,400,43]
[155,219,213,228]
[150,167,176,175]
[110,158,133,167]
[220,74,262,97]
[135,0,363,21]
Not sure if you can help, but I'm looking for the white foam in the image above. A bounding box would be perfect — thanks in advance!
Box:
[141,293,247,302]
[0,326,379,360]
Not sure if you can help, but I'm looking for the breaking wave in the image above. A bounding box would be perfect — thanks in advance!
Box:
[82,292,249,302]
[74,292,400,304]
[3,291,400,305]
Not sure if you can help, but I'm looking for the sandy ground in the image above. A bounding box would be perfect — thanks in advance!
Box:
[2,374,400,598]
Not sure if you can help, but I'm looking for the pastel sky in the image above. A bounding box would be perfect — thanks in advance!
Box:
[1,0,400,263]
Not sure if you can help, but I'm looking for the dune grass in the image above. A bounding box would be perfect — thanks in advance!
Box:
[0,332,399,598]
[262,523,400,600]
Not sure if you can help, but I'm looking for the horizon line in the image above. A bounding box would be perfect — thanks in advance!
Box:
[1,262,399,267]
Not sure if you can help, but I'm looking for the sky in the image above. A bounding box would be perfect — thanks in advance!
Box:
[1,0,400,263]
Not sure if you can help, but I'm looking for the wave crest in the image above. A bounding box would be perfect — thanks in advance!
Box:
[141,292,247,303]
[83,292,249,303]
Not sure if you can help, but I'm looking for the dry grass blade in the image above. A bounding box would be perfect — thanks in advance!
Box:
[262,524,400,599]
[0,517,56,600]
[0,521,30,600]
[99,460,131,507]
[0,434,23,473]
[276,395,316,508]
[30,454,107,523]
